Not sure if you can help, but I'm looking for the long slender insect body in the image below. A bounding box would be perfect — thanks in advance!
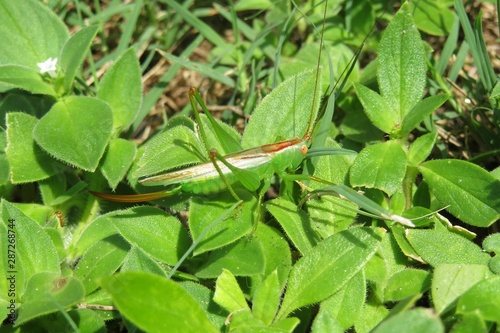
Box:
[142,137,309,186]
[91,136,310,202]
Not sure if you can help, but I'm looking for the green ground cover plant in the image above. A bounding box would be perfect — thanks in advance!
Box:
[0,0,499,332]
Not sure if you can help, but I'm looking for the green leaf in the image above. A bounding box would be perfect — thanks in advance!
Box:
[354,83,395,134]
[266,198,320,255]
[320,271,366,330]
[350,141,408,196]
[384,269,431,301]
[190,192,254,255]
[101,271,218,333]
[410,0,455,36]
[252,270,281,325]
[0,65,56,95]
[483,233,500,253]
[0,150,9,185]
[107,206,190,266]
[354,298,390,333]
[225,309,267,331]
[405,229,491,267]
[33,96,113,171]
[196,237,265,278]
[408,131,437,166]
[133,125,205,179]
[179,281,227,330]
[0,0,68,68]
[16,273,85,325]
[372,308,444,333]
[311,138,355,185]
[60,25,99,92]
[6,113,64,183]
[251,223,292,290]
[42,309,107,333]
[241,68,320,148]
[419,159,500,227]
[197,107,242,155]
[73,214,120,257]
[270,317,300,331]
[121,247,167,277]
[311,309,344,333]
[74,235,129,294]
[0,201,60,295]
[342,100,384,143]
[432,264,489,314]
[456,276,500,323]
[277,227,386,319]
[213,269,250,313]
[400,95,448,136]
[101,138,136,189]
[97,48,142,130]
[378,3,427,119]
[450,312,488,333]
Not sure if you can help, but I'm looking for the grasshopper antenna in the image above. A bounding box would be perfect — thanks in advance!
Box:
[304,0,329,138]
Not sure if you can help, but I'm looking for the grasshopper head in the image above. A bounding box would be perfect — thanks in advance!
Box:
[289,136,312,169]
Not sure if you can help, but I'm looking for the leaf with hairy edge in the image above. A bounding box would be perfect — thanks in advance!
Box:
[277,227,385,319]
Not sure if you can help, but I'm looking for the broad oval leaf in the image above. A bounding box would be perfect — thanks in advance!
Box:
[190,192,254,255]
[6,113,64,183]
[241,68,320,148]
[350,140,407,196]
[277,227,386,319]
[33,96,113,171]
[419,159,500,227]
[196,237,265,278]
[101,271,218,333]
[405,229,491,267]
[432,264,489,314]
[106,206,190,266]
[384,269,431,301]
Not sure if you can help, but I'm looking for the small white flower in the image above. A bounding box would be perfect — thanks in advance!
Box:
[37,57,58,78]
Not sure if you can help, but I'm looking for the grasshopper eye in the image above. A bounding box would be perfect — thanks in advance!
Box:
[301,145,308,155]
